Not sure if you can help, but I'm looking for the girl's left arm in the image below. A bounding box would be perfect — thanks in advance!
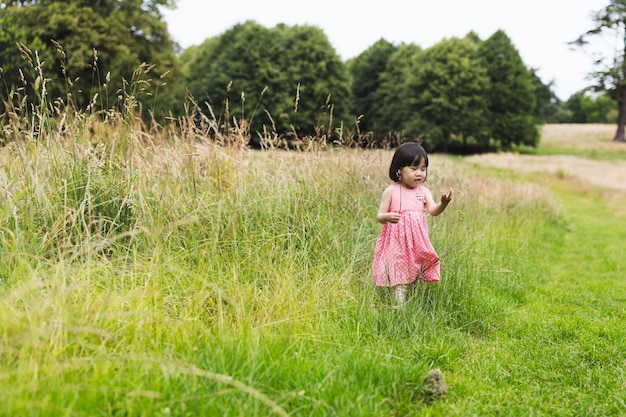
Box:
[425,187,453,216]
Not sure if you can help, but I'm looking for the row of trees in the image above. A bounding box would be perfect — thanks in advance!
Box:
[0,0,622,150]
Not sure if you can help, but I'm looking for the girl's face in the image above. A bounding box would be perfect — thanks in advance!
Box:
[399,160,427,189]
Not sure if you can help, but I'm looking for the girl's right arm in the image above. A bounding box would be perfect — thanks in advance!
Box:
[376,185,401,224]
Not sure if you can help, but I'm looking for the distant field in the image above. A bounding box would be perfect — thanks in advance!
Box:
[539,123,619,152]
[465,124,626,192]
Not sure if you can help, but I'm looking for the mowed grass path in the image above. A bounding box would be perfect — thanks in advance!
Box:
[442,179,626,415]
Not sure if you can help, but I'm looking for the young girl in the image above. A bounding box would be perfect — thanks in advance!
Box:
[372,142,453,306]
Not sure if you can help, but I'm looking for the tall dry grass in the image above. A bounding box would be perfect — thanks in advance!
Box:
[0,55,578,416]
[0,107,563,414]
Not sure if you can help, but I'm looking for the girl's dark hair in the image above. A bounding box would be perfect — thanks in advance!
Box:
[388,142,429,182]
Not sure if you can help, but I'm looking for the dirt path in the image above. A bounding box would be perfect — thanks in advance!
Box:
[465,153,626,192]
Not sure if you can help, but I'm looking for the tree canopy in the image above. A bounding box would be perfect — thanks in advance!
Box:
[478,30,538,148]
[347,38,397,141]
[408,37,491,152]
[0,0,181,118]
[374,43,423,146]
[181,20,352,145]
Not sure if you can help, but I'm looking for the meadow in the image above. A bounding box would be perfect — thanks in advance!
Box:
[1,111,625,416]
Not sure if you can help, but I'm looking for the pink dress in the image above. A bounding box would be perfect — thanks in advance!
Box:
[372,183,440,286]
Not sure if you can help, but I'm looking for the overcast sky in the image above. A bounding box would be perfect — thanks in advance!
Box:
[163,0,611,100]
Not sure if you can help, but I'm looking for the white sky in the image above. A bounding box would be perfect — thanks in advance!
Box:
[163,0,613,101]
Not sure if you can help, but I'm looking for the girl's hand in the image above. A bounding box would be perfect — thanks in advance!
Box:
[384,211,402,224]
[440,187,453,205]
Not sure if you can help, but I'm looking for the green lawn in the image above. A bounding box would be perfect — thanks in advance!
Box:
[431,180,626,415]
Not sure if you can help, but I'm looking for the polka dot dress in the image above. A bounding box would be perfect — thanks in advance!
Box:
[372,183,440,286]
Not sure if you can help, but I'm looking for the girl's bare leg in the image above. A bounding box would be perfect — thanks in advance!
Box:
[392,284,407,306]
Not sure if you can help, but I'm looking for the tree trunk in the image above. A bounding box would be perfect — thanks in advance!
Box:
[615,85,626,142]
[618,27,626,143]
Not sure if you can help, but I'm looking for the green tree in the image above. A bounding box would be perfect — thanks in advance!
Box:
[375,43,422,145]
[478,30,538,148]
[0,14,56,117]
[0,0,181,119]
[347,38,397,140]
[565,91,588,123]
[187,21,283,138]
[530,69,561,124]
[565,90,616,123]
[276,24,352,139]
[407,37,491,152]
[182,21,351,144]
[179,38,218,88]
[571,0,626,142]
[582,93,615,122]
